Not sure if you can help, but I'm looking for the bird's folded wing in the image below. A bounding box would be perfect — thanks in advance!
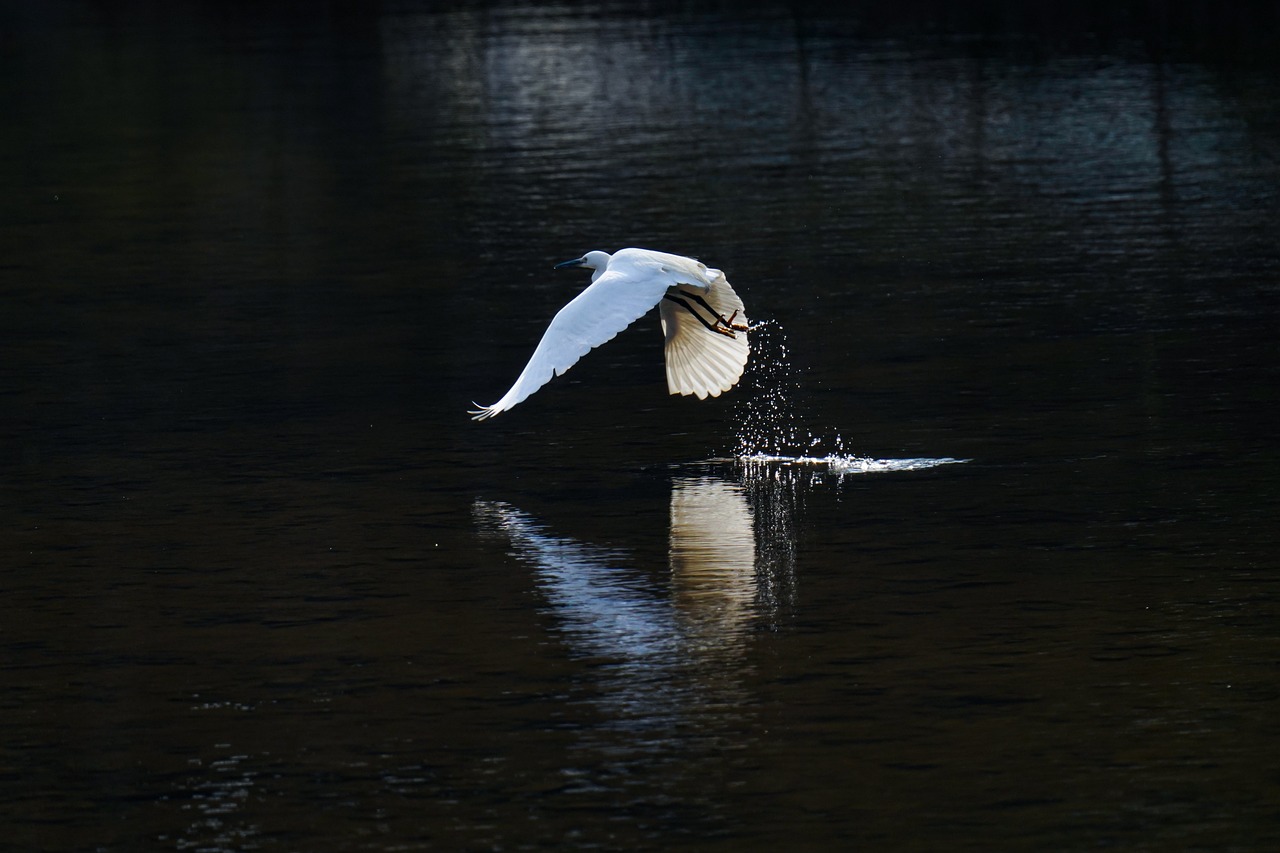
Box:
[470,269,671,420]
[659,276,749,399]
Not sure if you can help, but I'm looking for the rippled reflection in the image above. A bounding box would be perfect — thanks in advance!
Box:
[380,6,1277,284]
[668,477,757,646]
[170,744,261,851]
[475,498,682,719]
[474,474,797,742]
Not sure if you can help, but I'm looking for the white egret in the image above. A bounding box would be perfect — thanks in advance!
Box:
[470,248,750,421]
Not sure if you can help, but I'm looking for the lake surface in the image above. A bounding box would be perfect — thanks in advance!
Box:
[3,2,1279,850]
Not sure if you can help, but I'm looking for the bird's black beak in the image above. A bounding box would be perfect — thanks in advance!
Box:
[554,257,586,270]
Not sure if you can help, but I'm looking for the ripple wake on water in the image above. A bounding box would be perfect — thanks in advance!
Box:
[729,320,967,477]
[737,453,967,474]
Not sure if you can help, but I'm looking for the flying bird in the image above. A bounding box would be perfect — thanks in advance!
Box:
[470,248,750,421]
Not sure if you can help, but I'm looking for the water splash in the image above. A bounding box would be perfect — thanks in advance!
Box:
[731,319,966,476]
[738,453,967,476]
[732,320,814,458]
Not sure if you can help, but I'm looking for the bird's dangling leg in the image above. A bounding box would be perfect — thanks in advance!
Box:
[684,293,749,334]
[663,294,737,338]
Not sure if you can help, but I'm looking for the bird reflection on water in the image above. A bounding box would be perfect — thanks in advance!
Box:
[474,473,798,738]
[473,453,960,734]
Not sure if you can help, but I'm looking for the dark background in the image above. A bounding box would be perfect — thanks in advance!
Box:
[2,2,1279,850]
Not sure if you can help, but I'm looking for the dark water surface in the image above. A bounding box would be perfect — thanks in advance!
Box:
[4,2,1280,850]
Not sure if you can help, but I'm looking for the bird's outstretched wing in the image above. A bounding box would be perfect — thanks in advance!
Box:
[470,268,671,420]
[659,273,749,399]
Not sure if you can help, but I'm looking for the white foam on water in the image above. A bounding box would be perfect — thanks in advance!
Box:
[730,320,967,477]
[737,453,968,474]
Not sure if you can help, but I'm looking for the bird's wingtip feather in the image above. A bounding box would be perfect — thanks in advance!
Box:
[469,402,500,421]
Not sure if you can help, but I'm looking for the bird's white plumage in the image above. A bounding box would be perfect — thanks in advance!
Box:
[471,248,750,420]
[659,268,748,400]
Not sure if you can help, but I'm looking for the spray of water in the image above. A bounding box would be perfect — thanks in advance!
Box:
[729,319,965,476]
[731,320,820,457]
[731,319,843,459]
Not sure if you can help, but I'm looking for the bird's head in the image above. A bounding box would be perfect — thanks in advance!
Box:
[554,250,612,272]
